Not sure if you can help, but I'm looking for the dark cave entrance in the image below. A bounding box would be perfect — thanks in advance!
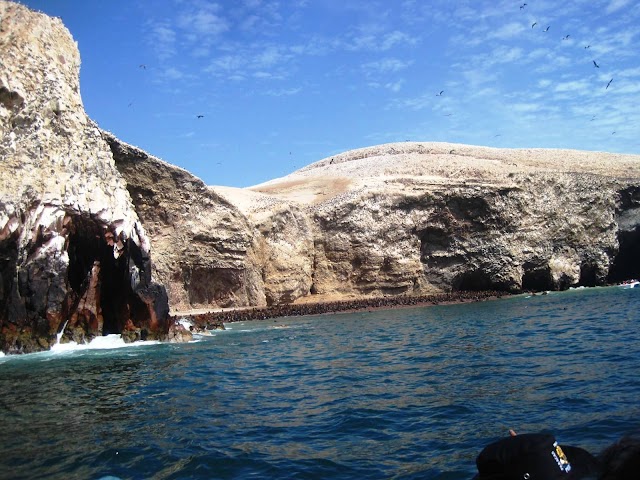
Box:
[608,227,640,283]
[522,265,553,292]
[453,269,516,293]
[579,262,599,287]
[454,270,493,291]
[66,215,134,335]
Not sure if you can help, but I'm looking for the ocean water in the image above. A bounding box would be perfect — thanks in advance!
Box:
[1,286,639,479]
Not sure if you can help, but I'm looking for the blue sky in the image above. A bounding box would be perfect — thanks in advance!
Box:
[18,0,640,187]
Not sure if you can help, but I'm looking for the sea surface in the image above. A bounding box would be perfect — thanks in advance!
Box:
[1,286,639,479]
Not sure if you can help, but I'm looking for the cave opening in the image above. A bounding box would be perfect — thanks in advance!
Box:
[454,270,493,291]
[579,263,599,287]
[522,265,553,292]
[608,227,640,283]
[66,215,132,335]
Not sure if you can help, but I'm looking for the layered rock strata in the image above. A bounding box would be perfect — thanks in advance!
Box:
[249,143,640,297]
[0,2,175,353]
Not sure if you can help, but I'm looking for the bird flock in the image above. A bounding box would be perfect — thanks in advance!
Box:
[432,2,619,139]
[520,2,614,92]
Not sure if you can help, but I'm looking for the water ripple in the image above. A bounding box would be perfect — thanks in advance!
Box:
[0,286,639,478]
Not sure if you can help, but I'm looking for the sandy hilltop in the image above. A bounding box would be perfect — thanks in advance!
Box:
[1,0,640,353]
[217,141,640,208]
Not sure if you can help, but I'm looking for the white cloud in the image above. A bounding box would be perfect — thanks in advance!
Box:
[265,87,302,97]
[254,45,292,69]
[209,54,244,73]
[385,80,404,92]
[511,103,542,113]
[177,8,228,37]
[346,29,418,52]
[553,79,592,95]
[149,22,177,60]
[606,0,630,14]
[488,22,525,40]
[161,67,186,81]
[362,58,413,75]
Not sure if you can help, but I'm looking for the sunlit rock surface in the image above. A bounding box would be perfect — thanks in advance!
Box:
[247,142,640,297]
[0,1,170,353]
[104,134,268,312]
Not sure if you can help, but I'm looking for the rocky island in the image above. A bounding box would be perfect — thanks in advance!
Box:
[1,1,639,354]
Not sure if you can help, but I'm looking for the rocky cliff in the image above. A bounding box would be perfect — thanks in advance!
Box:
[108,131,640,312]
[104,133,315,312]
[2,2,640,354]
[0,1,177,354]
[248,143,640,297]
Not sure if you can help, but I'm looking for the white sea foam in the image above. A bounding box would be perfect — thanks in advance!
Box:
[178,317,194,329]
[50,334,160,353]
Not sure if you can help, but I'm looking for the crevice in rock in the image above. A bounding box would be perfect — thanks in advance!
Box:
[608,227,640,283]
[0,236,20,323]
[65,214,152,336]
[184,266,241,308]
[0,86,24,111]
[609,186,640,283]
[579,262,599,287]
[522,264,553,291]
[453,270,494,291]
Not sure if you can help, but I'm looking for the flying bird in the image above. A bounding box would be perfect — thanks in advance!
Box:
[562,34,570,40]
[139,64,146,69]
[436,90,444,96]
[606,78,613,89]
[543,26,550,32]
[532,22,537,28]
[197,115,204,118]
[520,3,527,9]
[584,45,591,49]
[593,60,600,68]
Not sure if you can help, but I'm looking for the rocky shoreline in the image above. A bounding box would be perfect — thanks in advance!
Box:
[173,290,509,331]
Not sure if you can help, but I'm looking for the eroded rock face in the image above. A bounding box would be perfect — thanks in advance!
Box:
[104,134,268,311]
[109,136,640,311]
[0,2,170,353]
[210,186,314,305]
[252,143,640,297]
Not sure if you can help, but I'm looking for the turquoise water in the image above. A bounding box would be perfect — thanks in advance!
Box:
[1,286,639,479]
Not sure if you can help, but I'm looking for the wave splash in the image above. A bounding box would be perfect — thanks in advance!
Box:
[50,334,160,353]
